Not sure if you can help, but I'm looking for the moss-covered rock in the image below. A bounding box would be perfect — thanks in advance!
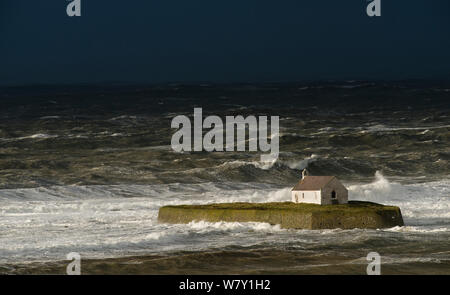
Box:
[158,201,404,229]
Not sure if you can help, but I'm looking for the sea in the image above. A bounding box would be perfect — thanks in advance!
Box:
[0,81,449,274]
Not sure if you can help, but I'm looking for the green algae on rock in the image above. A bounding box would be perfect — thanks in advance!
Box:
[158,201,404,229]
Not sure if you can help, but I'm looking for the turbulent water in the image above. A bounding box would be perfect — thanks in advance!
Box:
[0,81,449,273]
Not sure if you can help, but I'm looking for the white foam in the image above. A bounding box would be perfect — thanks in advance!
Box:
[0,133,59,142]
[186,221,282,232]
[360,124,450,133]
[348,171,450,223]
[217,160,275,170]
[282,154,319,170]
[217,154,319,171]
[1,175,449,264]
[383,226,449,233]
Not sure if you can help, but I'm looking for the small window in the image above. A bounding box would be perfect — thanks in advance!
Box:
[331,191,336,199]
[302,193,304,199]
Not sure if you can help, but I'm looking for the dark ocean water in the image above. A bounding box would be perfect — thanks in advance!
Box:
[0,81,449,274]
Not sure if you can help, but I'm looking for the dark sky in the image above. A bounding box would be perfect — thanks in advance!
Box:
[0,0,449,85]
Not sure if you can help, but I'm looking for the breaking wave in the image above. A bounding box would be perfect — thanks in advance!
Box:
[348,171,450,223]
[217,154,319,171]
[186,221,283,232]
[0,172,449,265]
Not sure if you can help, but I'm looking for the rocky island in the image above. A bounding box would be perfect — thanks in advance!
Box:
[159,173,404,230]
[158,201,404,230]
